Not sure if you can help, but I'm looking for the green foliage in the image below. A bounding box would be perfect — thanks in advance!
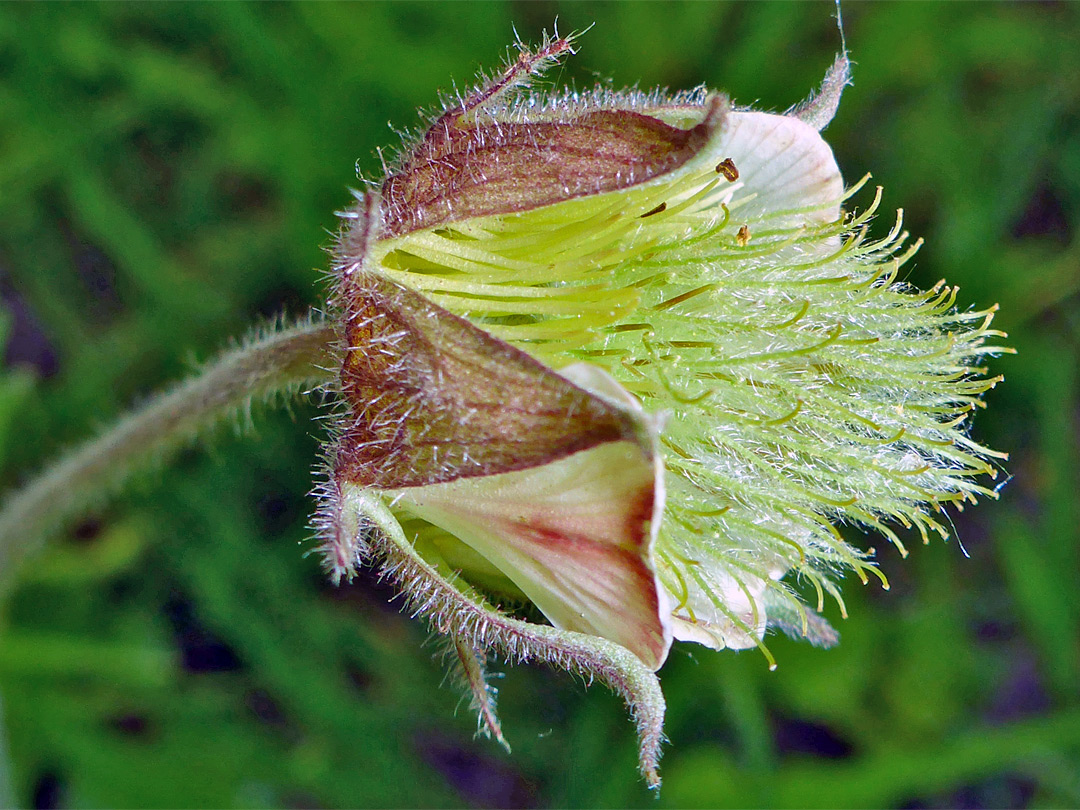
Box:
[1,3,1078,807]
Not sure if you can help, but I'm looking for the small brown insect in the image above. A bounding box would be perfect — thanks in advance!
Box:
[736,224,751,246]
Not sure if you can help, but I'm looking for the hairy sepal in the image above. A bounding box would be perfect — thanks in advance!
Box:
[790,52,852,131]
[350,488,668,788]
[378,34,726,239]
[325,265,672,667]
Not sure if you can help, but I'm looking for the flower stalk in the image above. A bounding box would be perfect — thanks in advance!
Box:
[0,319,335,593]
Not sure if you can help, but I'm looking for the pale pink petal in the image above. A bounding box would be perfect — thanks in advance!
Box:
[392,438,672,670]
[667,567,770,652]
[713,110,845,226]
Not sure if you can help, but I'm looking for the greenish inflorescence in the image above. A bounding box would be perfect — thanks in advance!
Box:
[316,40,1012,783]
[0,28,1013,791]
[359,82,1009,662]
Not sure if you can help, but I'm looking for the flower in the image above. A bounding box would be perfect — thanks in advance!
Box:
[315,33,1009,786]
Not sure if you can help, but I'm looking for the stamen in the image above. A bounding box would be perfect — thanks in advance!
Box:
[715,158,739,182]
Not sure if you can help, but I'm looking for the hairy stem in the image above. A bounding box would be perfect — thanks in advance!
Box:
[0,319,336,592]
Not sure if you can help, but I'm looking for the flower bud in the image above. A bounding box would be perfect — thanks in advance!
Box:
[315,33,1010,785]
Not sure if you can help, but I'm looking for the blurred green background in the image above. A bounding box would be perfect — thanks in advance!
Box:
[1,3,1078,808]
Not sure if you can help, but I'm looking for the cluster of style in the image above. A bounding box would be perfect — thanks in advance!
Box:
[315,35,1008,784]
